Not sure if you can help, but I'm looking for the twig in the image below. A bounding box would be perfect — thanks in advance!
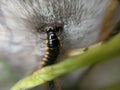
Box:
[11,33,120,90]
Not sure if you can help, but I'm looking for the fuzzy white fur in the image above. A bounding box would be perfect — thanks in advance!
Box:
[0,0,110,89]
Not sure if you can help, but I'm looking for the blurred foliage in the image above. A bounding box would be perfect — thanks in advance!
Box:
[0,57,17,89]
[100,82,120,90]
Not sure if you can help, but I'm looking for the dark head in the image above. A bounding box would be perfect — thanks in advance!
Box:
[46,27,58,40]
[46,27,55,34]
[46,27,60,48]
[46,25,63,35]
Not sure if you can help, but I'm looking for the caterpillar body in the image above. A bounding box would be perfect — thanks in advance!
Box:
[40,27,60,67]
[39,27,61,90]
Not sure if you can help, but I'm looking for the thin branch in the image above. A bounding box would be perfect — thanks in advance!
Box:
[11,33,120,90]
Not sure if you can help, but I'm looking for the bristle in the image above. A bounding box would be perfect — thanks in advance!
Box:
[45,51,49,55]
[44,54,48,58]
[46,40,48,44]
[42,57,47,61]
[46,47,49,50]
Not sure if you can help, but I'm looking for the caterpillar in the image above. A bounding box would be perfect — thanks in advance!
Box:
[39,26,61,90]
[39,27,61,67]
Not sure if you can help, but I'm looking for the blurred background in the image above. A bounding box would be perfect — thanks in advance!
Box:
[0,0,120,90]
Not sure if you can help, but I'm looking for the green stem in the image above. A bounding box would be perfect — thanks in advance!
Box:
[11,33,120,90]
